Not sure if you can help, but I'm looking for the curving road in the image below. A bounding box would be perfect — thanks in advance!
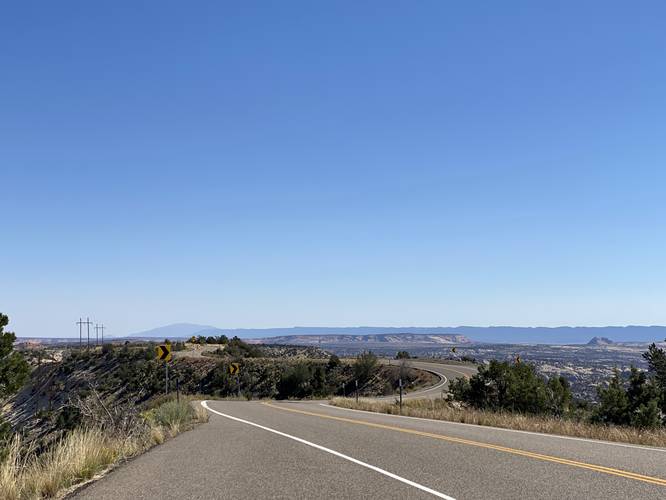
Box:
[71,361,666,499]
[384,360,478,399]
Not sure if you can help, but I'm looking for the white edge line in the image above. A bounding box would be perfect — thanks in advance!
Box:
[404,370,447,396]
[200,401,455,500]
[319,403,666,453]
[379,367,447,400]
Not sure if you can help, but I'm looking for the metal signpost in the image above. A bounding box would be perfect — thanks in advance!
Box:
[229,363,241,397]
[156,344,173,394]
[399,377,403,414]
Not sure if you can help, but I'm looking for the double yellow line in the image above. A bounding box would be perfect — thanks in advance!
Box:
[262,402,666,487]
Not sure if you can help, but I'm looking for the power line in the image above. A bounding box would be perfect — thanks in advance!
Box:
[95,324,106,346]
[76,318,84,347]
[83,317,93,348]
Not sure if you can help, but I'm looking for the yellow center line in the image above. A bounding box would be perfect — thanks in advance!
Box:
[261,402,666,487]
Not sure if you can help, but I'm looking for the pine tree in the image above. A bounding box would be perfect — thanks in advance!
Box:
[593,369,630,425]
[0,313,30,399]
[0,313,30,446]
[643,340,666,416]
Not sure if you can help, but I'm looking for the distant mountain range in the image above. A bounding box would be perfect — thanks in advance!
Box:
[127,323,224,339]
[125,324,666,344]
[252,333,471,346]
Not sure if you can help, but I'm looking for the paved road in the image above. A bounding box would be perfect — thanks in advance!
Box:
[383,360,477,399]
[72,362,666,499]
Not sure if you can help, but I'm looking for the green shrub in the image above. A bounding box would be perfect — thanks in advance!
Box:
[353,351,378,384]
[277,363,312,399]
[0,313,30,398]
[593,367,662,428]
[450,360,572,416]
[149,400,195,433]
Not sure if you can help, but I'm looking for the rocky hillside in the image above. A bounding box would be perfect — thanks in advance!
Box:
[6,343,433,449]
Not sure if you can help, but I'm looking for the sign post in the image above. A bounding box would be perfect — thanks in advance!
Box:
[355,379,359,403]
[156,344,173,395]
[399,377,403,414]
[229,363,241,398]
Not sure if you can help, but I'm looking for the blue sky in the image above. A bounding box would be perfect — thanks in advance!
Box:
[2,2,665,338]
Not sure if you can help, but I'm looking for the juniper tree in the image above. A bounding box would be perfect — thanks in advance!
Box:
[0,313,30,399]
[0,313,30,446]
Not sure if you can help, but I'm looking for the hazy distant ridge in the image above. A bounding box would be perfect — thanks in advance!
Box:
[253,333,471,346]
[126,324,666,344]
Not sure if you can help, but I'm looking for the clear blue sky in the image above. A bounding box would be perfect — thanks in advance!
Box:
[2,2,665,338]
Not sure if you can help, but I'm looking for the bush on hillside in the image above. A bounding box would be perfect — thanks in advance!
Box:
[593,367,662,428]
[0,313,30,398]
[353,351,378,385]
[449,360,572,416]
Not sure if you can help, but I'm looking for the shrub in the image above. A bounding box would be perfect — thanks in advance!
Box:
[0,313,30,398]
[449,360,572,416]
[148,400,195,435]
[593,367,662,428]
[353,351,378,385]
[224,337,262,358]
[327,354,341,370]
[277,363,312,399]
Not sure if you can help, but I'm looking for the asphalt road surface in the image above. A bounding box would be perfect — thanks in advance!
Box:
[381,359,478,399]
[71,362,666,500]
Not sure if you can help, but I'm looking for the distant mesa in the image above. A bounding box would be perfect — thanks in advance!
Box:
[120,323,666,344]
[587,336,614,346]
[254,333,472,346]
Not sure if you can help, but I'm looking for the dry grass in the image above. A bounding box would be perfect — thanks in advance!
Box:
[0,400,208,499]
[194,405,209,424]
[330,397,666,448]
[0,429,123,499]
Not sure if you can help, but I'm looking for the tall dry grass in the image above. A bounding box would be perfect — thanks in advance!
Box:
[0,400,208,499]
[330,397,666,448]
[0,429,123,500]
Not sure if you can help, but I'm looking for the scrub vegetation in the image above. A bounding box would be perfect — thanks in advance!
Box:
[2,312,435,498]
[331,339,666,448]
[330,397,666,447]
[0,397,207,500]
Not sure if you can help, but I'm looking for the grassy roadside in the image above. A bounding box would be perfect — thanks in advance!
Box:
[329,397,666,448]
[0,398,208,500]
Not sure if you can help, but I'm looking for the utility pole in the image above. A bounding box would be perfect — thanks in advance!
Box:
[83,317,93,348]
[76,318,83,348]
[94,324,106,346]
